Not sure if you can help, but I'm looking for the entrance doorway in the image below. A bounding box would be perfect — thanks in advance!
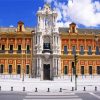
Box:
[43,64,50,80]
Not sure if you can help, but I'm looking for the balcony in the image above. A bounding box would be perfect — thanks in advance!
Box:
[42,49,52,54]
[0,50,5,53]
[72,51,76,55]
[17,50,22,53]
[87,52,92,55]
[8,50,13,53]
[25,50,31,54]
[79,52,85,55]
[63,51,68,55]
[95,52,100,55]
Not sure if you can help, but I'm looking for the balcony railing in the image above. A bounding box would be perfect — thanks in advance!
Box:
[17,50,22,53]
[95,52,100,55]
[8,50,13,53]
[87,52,92,55]
[63,51,68,54]
[79,52,85,55]
[25,50,31,54]
[72,51,76,55]
[0,50,5,53]
[42,49,52,54]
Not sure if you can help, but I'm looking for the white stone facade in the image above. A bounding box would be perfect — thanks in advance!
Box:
[33,4,61,80]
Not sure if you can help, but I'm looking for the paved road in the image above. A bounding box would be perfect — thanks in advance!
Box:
[0,91,100,100]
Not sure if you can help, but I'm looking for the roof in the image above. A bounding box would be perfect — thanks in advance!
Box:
[0,27,34,33]
[18,21,24,24]
[59,27,100,34]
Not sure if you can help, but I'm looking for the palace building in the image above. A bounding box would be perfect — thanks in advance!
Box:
[60,23,100,76]
[0,4,100,80]
[0,21,33,77]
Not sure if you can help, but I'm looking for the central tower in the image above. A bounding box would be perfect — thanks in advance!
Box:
[33,4,61,80]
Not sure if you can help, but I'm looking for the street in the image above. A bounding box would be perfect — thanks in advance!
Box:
[0,91,100,100]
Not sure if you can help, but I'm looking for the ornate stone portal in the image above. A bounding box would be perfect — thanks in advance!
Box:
[33,4,61,80]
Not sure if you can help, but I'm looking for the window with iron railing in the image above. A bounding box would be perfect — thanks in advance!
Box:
[80,46,84,55]
[95,46,100,55]
[26,45,30,54]
[17,45,22,53]
[64,46,68,54]
[9,45,13,53]
[0,45,5,53]
[72,46,76,55]
[88,46,92,55]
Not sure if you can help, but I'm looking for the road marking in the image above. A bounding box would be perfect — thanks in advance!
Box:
[89,92,100,99]
[25,95,79,98]
[27,92,75,96]
[23,92,82,100]
[23,98,82,100]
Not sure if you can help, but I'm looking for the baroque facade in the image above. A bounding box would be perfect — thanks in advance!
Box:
[33,4,61,80]
[0,4,100,80]
[0,21,33,77]
[60,23,100,76]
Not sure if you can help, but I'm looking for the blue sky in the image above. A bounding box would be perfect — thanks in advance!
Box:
[0,0,100,28]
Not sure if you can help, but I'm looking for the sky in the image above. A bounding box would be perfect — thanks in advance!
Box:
[0,0,100,29]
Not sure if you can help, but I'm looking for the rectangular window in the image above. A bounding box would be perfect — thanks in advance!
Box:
[9,65,12,74]
[10,45,13,50]
[2,45,5,50]
[72,46,76,55]
[43,43,50,49]
[88,46,92,55]
[26,45,30,51]
[17,65,21,74]
[80,46,84,55]
[95,46,100,55]
[18,45,21,50]
[26,65,29,74]
[72,27,75,33]
[0,65,4,73]
[97,66,100,74]
[81,66,84,75]
[19,25,22,32]
[89,66,92,75]
[64,46,68,54]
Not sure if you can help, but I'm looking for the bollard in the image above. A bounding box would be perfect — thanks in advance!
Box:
[0,86,1,91]
[59,88,62,92]
[83,87,86,91]
[35,88,38,92]
[11,87,13,91]
[23,87,25,91]
[47,88,50,92]
[95,86,97,91]
[72,87,74,91]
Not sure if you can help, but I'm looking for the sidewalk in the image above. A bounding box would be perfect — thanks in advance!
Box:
[0,75,100,92]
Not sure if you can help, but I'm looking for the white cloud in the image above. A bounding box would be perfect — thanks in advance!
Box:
[44,0,100,28]
[9,25,14,27]
[44,0,54,3]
